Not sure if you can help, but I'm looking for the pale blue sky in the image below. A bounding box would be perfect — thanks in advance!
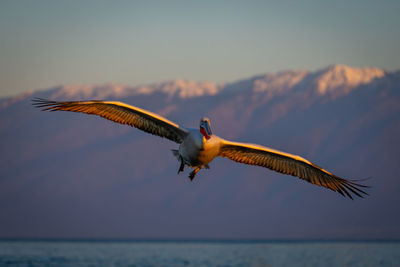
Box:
[1,0,399,97]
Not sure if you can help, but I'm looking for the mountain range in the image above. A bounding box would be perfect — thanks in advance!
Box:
[1,64,399,239]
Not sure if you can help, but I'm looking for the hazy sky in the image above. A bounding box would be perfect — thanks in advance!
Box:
[1,0,399,97]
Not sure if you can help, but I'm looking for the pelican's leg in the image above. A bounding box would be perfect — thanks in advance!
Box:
[189,168,200,181]
[178,156,185,174]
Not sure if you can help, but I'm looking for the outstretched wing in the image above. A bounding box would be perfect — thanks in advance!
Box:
[218,140,368,199]
[32,98,188,143]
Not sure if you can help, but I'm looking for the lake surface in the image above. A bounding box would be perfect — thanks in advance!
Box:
[0,240,399,266]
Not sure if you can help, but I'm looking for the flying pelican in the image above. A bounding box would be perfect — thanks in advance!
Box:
[32,98,368,199]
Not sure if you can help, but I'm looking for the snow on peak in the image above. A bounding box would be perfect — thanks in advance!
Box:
[252,70,308,93]
[48,80,221,100]
[141,79,220,98]
[313,64,385,95]
[50,83,131,100]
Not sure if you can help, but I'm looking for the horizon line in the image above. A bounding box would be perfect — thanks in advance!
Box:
[1,237,399,243]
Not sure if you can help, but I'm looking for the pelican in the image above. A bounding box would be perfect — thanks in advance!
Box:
[32,98,368,199]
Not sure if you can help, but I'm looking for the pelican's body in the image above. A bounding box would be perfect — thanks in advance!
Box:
[33,98,368,199]
[174,128,222,178]
[179,129,220,166]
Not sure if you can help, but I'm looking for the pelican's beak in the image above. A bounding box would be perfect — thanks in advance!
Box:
[204,121,212,136]
[200,120,212,139]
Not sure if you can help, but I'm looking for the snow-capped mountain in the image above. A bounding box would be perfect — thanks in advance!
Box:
[1,64,386,105]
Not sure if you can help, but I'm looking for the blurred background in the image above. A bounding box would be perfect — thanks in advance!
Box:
[1,0,400,242]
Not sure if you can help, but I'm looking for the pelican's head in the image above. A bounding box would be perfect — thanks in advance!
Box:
[200,117,212,140]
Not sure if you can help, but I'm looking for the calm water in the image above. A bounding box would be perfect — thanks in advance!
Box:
[0,240,399,266]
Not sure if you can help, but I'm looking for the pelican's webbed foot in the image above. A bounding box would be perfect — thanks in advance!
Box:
[189,168,200,181]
